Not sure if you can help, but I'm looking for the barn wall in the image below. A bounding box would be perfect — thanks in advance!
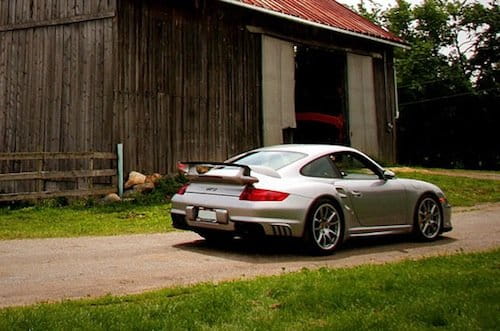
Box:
[114,0,262,174]
[0,0,116,26]
[1,0,397,197]
[0,0,117,192]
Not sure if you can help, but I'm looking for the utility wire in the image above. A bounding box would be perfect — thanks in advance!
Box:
[399,87,499,106]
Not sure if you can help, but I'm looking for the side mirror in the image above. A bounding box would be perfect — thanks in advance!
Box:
[383,170,396,180]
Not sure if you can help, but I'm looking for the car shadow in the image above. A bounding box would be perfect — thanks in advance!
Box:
[172,234,457,263]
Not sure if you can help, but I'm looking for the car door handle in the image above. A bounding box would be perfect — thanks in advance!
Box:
[351,190,362,197]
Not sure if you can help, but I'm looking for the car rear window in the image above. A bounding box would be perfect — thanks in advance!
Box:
[233,151,306,170]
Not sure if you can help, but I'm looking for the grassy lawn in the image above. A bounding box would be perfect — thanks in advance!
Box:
[0,170,498,240]
[396,172,500,207]
[0,203,173,240]
[1,250,498,330]
[397,166,500,176]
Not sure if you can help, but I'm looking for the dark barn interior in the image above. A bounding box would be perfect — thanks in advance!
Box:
[294,47,347,145]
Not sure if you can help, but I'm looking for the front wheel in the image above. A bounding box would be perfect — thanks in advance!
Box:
[304,199,344,255]
[414,196,443,241]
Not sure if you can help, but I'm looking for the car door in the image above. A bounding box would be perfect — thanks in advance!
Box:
[331,152,407,226]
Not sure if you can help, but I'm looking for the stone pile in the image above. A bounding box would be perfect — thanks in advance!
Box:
[102,171,163,203]
[124,171,162,197]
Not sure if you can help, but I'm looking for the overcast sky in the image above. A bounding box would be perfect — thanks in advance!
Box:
[337,0,415,9]
[337,0,491,9]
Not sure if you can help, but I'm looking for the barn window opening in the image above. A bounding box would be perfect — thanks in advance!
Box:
[293,47,348,145]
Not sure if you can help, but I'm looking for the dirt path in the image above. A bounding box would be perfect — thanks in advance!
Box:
[1,203,499,308]
[390,167,500,181]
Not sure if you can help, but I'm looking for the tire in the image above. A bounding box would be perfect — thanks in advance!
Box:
[304,199,344,255]
[413,195,443,241]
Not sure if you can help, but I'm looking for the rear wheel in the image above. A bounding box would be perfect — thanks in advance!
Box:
[414,195,442,241]
[304,199,344,255]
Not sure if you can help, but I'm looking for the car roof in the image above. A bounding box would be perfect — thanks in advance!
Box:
[253,144,356,156]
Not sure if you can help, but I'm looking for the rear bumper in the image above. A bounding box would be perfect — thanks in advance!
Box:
[171,211,305,237]
[171,193,311,237]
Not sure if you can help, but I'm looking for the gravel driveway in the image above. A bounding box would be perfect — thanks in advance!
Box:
[1,203,499,308]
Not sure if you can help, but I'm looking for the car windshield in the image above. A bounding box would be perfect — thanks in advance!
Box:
[233,151,306,170]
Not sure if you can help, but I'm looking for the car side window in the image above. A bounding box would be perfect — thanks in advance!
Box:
[301,155,340,179]
[331,152,381,180]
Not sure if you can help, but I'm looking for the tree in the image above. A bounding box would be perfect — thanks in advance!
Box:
[354,0,498,101]
[353,0,499,169]
[355,0,384,26]
[462,1,499,96]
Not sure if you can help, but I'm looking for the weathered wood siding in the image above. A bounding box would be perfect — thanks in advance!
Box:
[114,0,262,174]
[0,0,116,26]
[0,0,262,192]
[0,0,116,193]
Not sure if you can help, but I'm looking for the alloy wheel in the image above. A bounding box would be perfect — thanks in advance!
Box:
[417,197,442,239]
[312,203,341,250]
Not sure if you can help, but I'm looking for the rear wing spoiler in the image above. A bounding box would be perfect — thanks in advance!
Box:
[177,162,259,185]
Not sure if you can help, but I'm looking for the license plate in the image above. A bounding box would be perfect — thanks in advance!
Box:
[197,209,217,222]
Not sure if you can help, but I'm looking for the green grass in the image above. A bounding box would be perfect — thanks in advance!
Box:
[410,167,500,175]
[396,172,500,207]
[0,202,173,240]
[0,175,187,240]
[1,250,498,330]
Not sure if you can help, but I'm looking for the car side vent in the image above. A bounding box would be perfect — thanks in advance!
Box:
[272,224,292,237]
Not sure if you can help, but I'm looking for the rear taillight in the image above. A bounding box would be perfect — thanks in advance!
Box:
[177,162,189,175]
[239,187,289,201]
[177,184,189,195]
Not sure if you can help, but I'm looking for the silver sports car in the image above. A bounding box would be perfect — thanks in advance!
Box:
[171,145,452,254]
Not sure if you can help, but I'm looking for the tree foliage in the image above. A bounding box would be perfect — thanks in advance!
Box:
[462,2,500,95]
[355,0,499,101]
[354,0,499,169]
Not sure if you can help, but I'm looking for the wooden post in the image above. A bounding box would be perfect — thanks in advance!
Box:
[117,143,124,197]
[88,157,94,192]
[36,158,43,192]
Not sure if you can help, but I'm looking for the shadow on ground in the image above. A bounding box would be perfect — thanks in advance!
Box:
[173,234,457,263]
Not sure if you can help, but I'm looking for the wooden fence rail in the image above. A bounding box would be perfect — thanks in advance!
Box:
[0,150,120,202]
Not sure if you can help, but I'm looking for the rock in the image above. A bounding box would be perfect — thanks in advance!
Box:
[123,189,137,199]
[134,182,155,194]
[145,173,162,185]
[102,193,121,204]
[124,171,146,189]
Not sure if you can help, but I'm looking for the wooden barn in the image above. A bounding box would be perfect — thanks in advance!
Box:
[0,0,406,195]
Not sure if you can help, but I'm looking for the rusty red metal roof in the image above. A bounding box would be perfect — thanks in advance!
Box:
[219,0,405,46]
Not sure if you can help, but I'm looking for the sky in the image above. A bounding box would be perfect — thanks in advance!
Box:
[337,0,415,8]
[337,0,491,8]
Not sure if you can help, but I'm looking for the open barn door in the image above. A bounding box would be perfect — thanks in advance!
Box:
[347,53,380,158]
[261,35,296,146]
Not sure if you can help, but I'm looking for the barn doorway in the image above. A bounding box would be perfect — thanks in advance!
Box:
[293,47,348,145]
